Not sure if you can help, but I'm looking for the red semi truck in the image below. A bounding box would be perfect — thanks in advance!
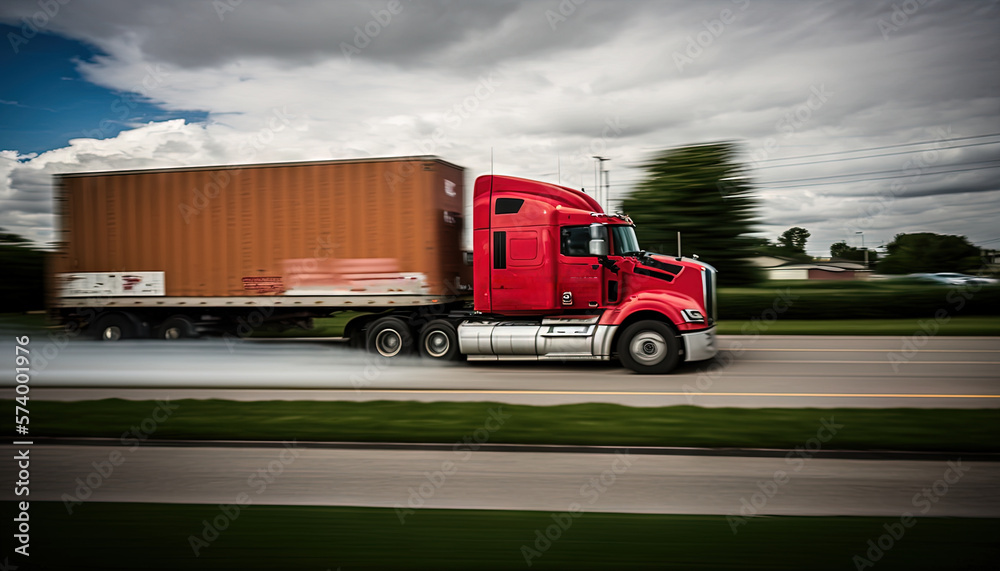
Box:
[51,155,717,374]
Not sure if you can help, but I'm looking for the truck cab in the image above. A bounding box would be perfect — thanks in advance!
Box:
[459,174,717,374]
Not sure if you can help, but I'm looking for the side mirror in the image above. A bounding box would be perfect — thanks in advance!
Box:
[588,223,609,256]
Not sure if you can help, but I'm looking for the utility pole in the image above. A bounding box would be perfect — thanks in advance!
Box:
[592,156,609,211]
[856,231,868,269]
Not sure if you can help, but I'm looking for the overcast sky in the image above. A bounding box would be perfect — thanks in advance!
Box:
[1,0,998,256]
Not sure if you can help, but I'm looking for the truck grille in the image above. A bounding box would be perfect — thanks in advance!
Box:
[703,266,717,323]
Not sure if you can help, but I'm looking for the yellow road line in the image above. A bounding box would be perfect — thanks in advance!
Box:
[730,348,1000,353]
[357,389,1000,399]
[735,360,1000,365]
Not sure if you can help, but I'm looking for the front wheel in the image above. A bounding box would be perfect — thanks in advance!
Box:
[617,320,680,374]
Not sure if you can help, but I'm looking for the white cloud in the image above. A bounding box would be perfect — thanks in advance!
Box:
[1,0,998,256]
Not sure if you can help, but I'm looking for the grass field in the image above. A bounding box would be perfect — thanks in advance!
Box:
[7,399,999,452]
[9,502,997,570]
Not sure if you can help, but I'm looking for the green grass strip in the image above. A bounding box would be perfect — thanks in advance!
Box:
[9,502,998,570]
[7,399,999,452]
[717,315,1000,336]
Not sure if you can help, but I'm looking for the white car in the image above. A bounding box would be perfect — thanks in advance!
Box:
[932,273,998,285]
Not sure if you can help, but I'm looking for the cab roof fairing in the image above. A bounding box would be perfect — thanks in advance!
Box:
[474,174,603,230]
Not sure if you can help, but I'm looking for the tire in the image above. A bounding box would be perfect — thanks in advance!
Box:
[366,316,414,358]
[418,319,461,361]
[154,315,198,340]
[90,312,140,341]
[617,320,680,374]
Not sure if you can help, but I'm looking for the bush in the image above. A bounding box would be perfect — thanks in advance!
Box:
[719,283,1000,320]
[0,244,46,312]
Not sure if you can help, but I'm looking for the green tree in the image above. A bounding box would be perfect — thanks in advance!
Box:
[830,241,878,264]
[0,229,32,244]
[877,233,980,274]
[748,236,809,262]
[623,142,760,284]
[0,228,46,312]
[777,227,810,255]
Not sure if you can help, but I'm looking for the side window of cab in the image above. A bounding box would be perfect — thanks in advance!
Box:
[560,226,591,257]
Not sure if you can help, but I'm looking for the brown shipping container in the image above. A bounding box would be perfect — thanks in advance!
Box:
[52,156,466,300]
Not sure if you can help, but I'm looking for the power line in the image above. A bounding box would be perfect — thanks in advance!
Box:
[595,133,1000,189]
[760,164,1000,189]
[605,160,1000,189]
[751,132,1000,164]
[758,159,1000,186]
[754,140,1000,170]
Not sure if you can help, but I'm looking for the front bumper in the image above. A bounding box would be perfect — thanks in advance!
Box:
[682,326,717,362]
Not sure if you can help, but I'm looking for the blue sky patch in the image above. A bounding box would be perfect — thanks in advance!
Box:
[0,24,207,155]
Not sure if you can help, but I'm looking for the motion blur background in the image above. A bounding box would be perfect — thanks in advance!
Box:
[1,1,999,569]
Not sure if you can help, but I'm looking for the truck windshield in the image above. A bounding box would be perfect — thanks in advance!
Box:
[612,225,640,256]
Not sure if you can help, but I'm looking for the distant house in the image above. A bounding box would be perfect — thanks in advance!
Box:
[982,249,1000,275]
[748,255,871,281]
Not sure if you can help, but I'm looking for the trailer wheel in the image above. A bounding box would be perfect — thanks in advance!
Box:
[91,312,140,341]
[617,320,680,374]
[155,315,198,340]
[367,317,414,358]
[418,320,461,361]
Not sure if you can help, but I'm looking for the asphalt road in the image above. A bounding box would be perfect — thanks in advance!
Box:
[2,443,996,517]
[6,335,998,408]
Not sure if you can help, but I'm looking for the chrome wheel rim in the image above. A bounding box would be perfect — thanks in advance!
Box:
[424,330,450,358]
[102,326,122,341]
[630,331,666,365]
[375,329,403,357]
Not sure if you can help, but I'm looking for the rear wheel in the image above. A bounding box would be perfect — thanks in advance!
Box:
[91,312,141,341]
[154,315,198,340]
[617,320,680,374]
[366,316,414,358]
[418,320,461,361]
